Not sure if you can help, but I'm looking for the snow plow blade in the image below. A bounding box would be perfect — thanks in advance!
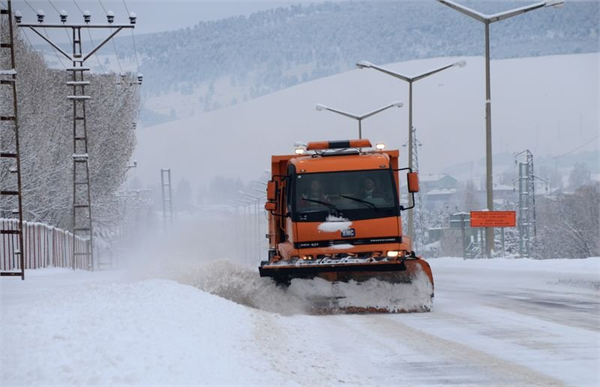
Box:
[259,258,434,313]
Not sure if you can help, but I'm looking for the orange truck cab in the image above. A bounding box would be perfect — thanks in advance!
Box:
[260,139,433,290]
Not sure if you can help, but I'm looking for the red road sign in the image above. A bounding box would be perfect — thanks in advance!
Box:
[470,211,516,228]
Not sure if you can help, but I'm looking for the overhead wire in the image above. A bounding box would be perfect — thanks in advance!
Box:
[122,0,141,74]
[96,0,123,75]
[121,0,130,14]
[39,0,72,70]
[20,27,36,50]
[42,28,68,69]
[22,0,37,13]
[96,0,108,14]
[20,0,69,70]
[71,0,84,15]
[537,135,599,166]
[45,0,72,46]
[65,0,107,74]
[130,30,140,71]
[46,0,60,14]
[87,29,108,74]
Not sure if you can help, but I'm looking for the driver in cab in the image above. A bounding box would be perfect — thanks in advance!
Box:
[301,179,329,206]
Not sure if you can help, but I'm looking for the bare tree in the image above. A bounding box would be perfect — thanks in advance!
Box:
[568,162,591,190]
[535,185,600,258]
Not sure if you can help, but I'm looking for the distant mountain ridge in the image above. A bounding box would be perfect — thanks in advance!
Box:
[112,1,599,125]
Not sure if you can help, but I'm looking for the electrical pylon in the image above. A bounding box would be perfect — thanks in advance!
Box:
[0,0,25,279]
[18,12,135,270]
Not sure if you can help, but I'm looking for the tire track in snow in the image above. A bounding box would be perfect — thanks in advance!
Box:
[247,310,556,386]
[366,314,567,386]
[249,312,364,385]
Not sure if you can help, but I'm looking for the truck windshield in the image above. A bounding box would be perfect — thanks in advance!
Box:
[293,169,398,221]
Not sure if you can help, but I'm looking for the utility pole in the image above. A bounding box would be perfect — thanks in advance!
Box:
[0,0,25,279]
[18,10,136,270]
[436,0,563,257]
[356,59,465,241]
[405,127,423,251]
[161,169,174,231]
[515,150,547,257]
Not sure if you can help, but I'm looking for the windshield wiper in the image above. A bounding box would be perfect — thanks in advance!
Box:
[339,195,380,211]
[300,198,342,216]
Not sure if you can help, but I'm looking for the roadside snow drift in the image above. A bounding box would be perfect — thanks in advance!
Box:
[2,257,599,386]
[1,273,277,386]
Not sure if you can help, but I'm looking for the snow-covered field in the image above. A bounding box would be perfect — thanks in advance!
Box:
[2,253,598,386]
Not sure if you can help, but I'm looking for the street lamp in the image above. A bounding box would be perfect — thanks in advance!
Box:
[356,59,465,240]
[316,101,403,139]
[437,0,563,257]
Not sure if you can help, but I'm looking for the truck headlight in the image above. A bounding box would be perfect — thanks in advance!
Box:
[386,251,399,258]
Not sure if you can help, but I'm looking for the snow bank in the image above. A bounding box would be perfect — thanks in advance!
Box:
[430,256,600,291]
[0,275,289,386]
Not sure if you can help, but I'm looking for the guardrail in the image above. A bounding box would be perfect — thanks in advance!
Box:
[1,219,90,271]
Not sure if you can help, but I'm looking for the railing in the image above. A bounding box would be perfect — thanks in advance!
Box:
[0,219,90,271]
[466,240,481,259]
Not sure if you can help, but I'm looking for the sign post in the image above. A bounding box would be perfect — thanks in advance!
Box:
[450,212,470,258]
[470,211,516,257]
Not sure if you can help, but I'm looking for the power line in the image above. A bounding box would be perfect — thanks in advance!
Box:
[94,0,123,74]
[120,0,140,73]
[71,0,83,15]
[87,29,108,74]
[97,0,121,74]
[538,135,599,166]
[46,0,60,14]
[43,28,67,69]
[42,0,75,58]
[97,0,108,14]
[131,29,140,71]
[121,0,130,15]
[20,26,36,49]
[22,0,36,13]
[111,34,123,74]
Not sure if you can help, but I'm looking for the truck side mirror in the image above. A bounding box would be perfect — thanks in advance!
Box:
[267,180,277,201]
[265,202,277,211]
[407,172,419,193]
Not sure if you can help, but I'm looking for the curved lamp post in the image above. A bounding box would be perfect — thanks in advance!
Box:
[356,60,466,239]
[437,0,564,257]
[316,101,403,139]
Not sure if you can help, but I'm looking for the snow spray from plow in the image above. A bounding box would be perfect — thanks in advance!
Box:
[169,260,433,315]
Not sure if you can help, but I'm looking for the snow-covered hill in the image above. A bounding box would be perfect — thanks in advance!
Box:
[132,53,598,186]
[126,0,598,122]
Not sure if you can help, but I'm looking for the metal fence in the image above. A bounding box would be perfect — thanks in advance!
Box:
[1,219,90,271]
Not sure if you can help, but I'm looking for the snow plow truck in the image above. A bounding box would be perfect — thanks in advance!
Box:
[260,139,434,313]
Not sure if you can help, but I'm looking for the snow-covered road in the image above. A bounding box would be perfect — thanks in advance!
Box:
[1,257,599,386]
